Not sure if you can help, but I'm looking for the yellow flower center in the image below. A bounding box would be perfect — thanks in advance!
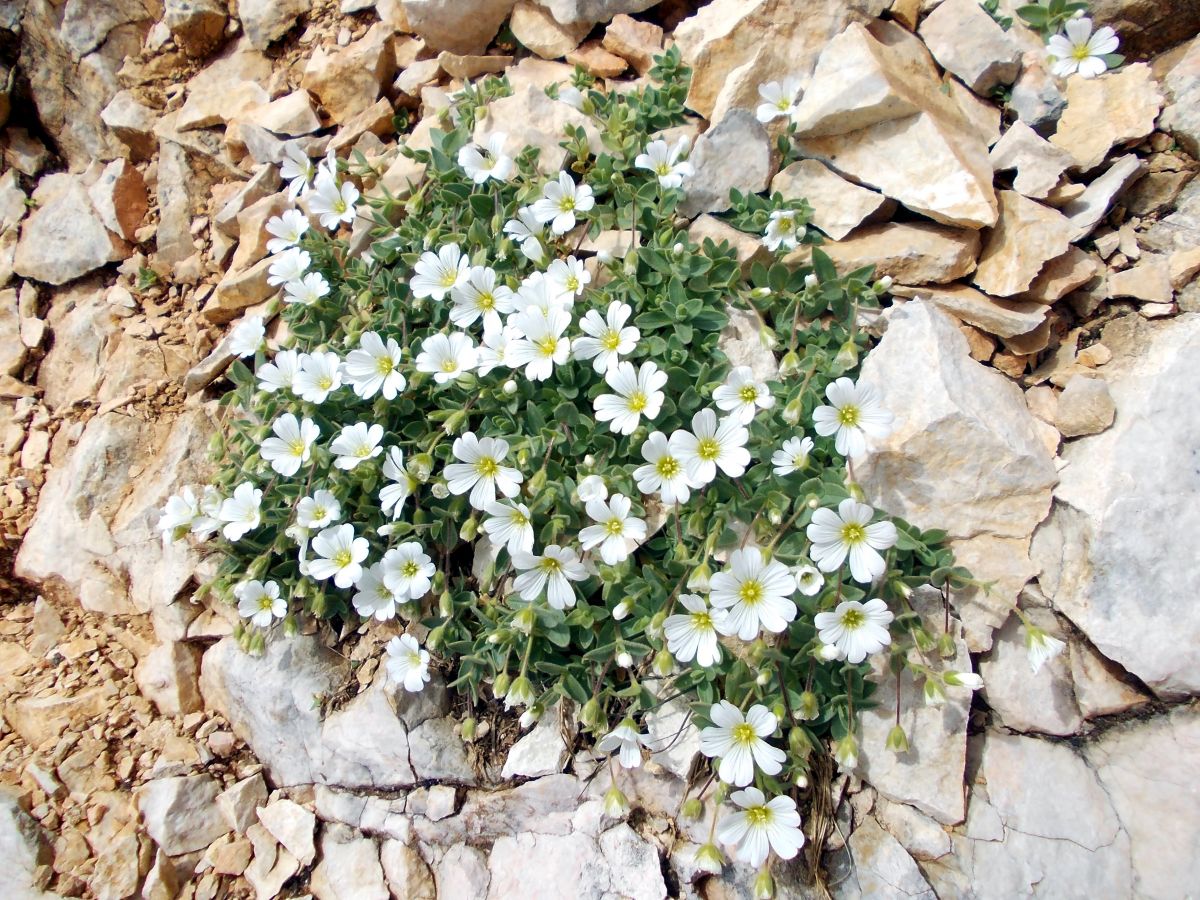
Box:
[478,292,495,311]
[333,197,347,214]
[738,580,763,606]
[738,384,758,403]
[602,331,622,351]
[476,457,499,479]
[1072,44,1092,61]
[566,274,580,292]
[558,196,575,213]
[775,97,790,111]
[540,557,562,574]
[318,376,333,390]
[401,560,420,578]
[732,722,757,745]
[334,549,353,568]
[289,439,307,456]
[407,650,423,666]
[656,456,680,479]
[376,357,394,375]
[691,610,713,630]
[840,523,866,546]
[257,596,274,611]
[604,518,625,537]
[355,445,372,458]
[312,505,327,521]
[510,509,529,527]
[837,404,861,427]
[745,806,772,827]
[537,336,560,357]
[441,358,459,373]
[627,391,648,413]
[841,608,865,629]
[697,437,720,461]
[439,269,459,288]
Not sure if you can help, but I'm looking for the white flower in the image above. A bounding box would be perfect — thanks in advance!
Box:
[710,547,797,641]
[158,488,200,544]
[477,324,518,376]
[229,316,265,357]
[633,431,696,505]
[763,209,805,252]
[596,718,648,769]
[1026,626,1067,674]
[381,541,436,600]
[806,498,897,584]
[386,634,431,692]
[594,360,668,436]
[507,306,571,382]
[793,563,823,597]
[576,474,608,503]
[294,351,343,403]
[236,580,286,628]
[280,142,316,200]
[579,493,646,566]
[443,431,523,510]
[284,271,330,306]
[411,243,469,301]
[713,366,775,425]
[330,422,384,471]
[512,546,587,609]
[755,77,802,124]
[265,208,310,254]
[296,489,341,530]
[814,598,894,664]
[379,447,416,519]
[573,301,639,373]
[503,206,545,264]
[257,348,301,394]
[343,332,406,400]
[309,169,360,230]
[267,246,311,287]
[260,413,320,477]
[772,436,814,476]
[544,256,591,303]
[1047,17,1120,79]
[947,671,984,690]
[812,377,894,458]
[674,409,750,486]
[415,331,477,384]
[700,701,786,787]
[634,137,694,189]
[531,170,595,235]
[515,271,567,314]
[482,499,535,555]
[458,132,514,183]
[717,787,805,867]
[352,564,400,621]
[309,523,369,589]
[218,482,262,541]
[664,594,727,667]
[557,84,585,110]
[193,486,223,539]
[450,265,517,332]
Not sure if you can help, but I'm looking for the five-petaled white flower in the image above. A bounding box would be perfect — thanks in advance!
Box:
[257,349,300,394]
[634,137,695,189]
[294,351,343,403]
[415,331,477,384]
[763,209,805,253]
[700,701,787,787]
[309,169,360,230]
[267,246,311,287]
[229,316,266,358]
[507,306,571,382]
[483,499,536,555]
[532,171,594,235]
[284,271,330,306]
[579,493,646,565]
[450,265,517,332]
[793,563,823,597]
[772,436,814,476]
[309,523,369,589]
[710,547,798,641]
[296,489,341,530]
[458,132,515,183]
[1047,17,1120,79]
[218,482,263,541]
[411,243,469,301]
[545,256,591,304]
[477,324,518,376]
[806,498,897,584]
[266,208,310,254]
[812,377,894,458]
[380,447,416,519]
[236,580,286,628]
[260,413,320,477]
[717,787,805,867]
[331,422,384,471]
[574,301,639,373]
[664,594,727,667]
[1026,625,1067,674]
[512,545,588,609]
[381,542,436,600]
[386,634,431,692]
[343,332,406,400]
[280,142,316,200]
[594,360,668,436]
[755,77,802,124]
[633,431,696,505]
[444,432,523,510]
[503,206,546,264]
[596,718,648,769]
[352,564,400,621]
[814,598,894,664]
[158,487,201,544]
[577,474,608,503]
[713,366,776,425]
[674,409,750,486]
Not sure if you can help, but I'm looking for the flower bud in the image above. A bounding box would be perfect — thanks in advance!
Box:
[798,691,819,721]
[486,631,503,644]
[833,340,858,372]
[653,649,674,677]
[687,560,712,592]
[612,599,632,621]
[886,724,909,754]
[426,624,445,650]
[937,632,957,659]
[596,249,614,264]
[833,733,858,771]
[756,669,772,686]
[409,453,434,482]
[507,674,536,708]
[442,408,468,434]
[527,468,547,494]
[647,610,667,640]
[788,727,813,759]
[804,273,820,290]
[818,642,842,662]
[283,615,298,637]
[692,842,724,875]
[603,785,630,817]
[616,651,634,669]
[459,515,478,542]
[431,481,450,499]
[580,697,602,730]
[945,671,984,690]
[502,379,518,395]
[778,350,802,378]
[493,672,511,699]
[922,677,946,707]
[771,702,786,721]
[672,242,685,256]
[913,626,936,654]
[514,606,537,634]
[680,797,704,821]
[873,275,894,294]
[751,286,772,300]
[767,509,783,526]
[781,398,803,426]
[753,868,775,900]
[520,704,542,729]
[460,717,477,742]
[438,590,454,618]
[794,772,809,790]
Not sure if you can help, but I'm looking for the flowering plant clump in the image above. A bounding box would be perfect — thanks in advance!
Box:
[164,50,986,886]
[983,0,1124,80]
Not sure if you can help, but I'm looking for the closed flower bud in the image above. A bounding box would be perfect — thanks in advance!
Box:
[945,671,984,690]
[603,785,630,817]
[653,649,674,677]
[874,275,894,294]
[818,643,842,662]
[923,677,946,707]
[409,453,434,482]
[833,341,858,372]
[913,627,936,654]
[804,273,820,290]
[502,379,518,395]
[459,516,479,542]
[687,560,712,592]
[460,717,477,742]
[580,697,602,729]
[692,842,724,875]
[672,242,685,255]
[612,599,632,621]
[616,651,634,669]
[431,481,450,499]
[767,509,783,526]
[753,868,775,900]
[493,672,511,699]
[756,669,772,686]
[438,591,454,618]
[886,724,909,754]
[507,674,535,708]
[426,624,445,650]
[520,704,542,729]
[647,610,667,640]
[794,772,809,789]
[772,702,786,721]
[680,797,704,820]
[833,733,858,771]
[937,632,957,659]
[788,727,813,759]
[596,249,614,264]
[782,398,803,426]
[514,606,536,634]
[798,691,819,721]
[442,409,468,434]
[527,468,547,494]
[751,286,772,300]
[283,615,298,637]
[779,350,802,378]
[845,480,865,502]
